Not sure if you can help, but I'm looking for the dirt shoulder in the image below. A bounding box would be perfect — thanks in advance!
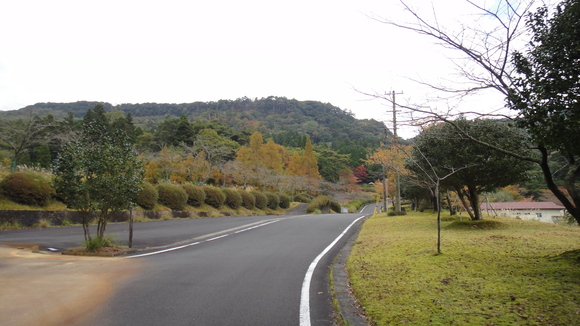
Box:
[0,244,140,326]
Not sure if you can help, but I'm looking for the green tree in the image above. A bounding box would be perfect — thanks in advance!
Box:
[408,118,535,220]
[33,145,52,168]
[509,0,580,224]
[53,108,144,247]
[0,113,52,169]
[174,114,195,146]
[154,115,180,149]
[111,112,141,144]
[314,145,350,183]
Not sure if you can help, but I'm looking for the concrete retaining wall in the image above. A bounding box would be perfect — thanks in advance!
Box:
[0,210,205,227]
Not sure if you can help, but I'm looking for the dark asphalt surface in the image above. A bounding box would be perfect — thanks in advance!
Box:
[0,215,283,251]
[1,209,373,326]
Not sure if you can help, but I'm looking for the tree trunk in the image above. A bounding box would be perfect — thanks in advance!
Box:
[446,191,456,215]
[538,146,580,225]
[81,210,92,241]
[455,188,475,220]
[467,185,482,220]
[436,182,442,254]
[96,209,109,240]
[129,209,134,249]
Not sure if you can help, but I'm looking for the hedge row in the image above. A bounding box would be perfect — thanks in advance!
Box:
[0,172,325,214]
[136,183,293,211]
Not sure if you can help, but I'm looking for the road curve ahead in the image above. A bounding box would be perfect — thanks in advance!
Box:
[75,213,367,326]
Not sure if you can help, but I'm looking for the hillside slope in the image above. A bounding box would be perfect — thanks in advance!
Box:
[2,97,390,147]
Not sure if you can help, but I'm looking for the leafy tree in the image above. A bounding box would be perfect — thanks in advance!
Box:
[174,114,195,146]
[110,112,141,144]
[367,144,410,212]
[262,139,284,172]
[0,113,53,168]
[193,128,239,165]
[509,0,580,224]
[407,118,535,220]
[144,160,161,183]
[286,152,305,177]
[136,132,155,153]
[302,137,321,180]
[352,166,369,184]
[33,145,52,168]
[82,104,110,141]
[314,145,350,183]
[271,130,307,148]
[154,116,180,149]
[335,139,374,168]
[248,131,264,168]
[156,146,178,182]
[53,107,144,245]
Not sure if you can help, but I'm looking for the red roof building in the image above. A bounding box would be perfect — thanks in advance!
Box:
[480,202,565,223]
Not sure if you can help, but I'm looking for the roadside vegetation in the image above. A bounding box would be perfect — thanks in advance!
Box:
[348,211,580,325]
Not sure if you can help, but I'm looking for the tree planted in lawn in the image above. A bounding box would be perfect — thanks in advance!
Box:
[408,118,534,220]
[53,105,144,247]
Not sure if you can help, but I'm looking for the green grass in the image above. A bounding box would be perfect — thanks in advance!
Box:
[348,212,580,325]
[0,198,67,210]
[0,220,22,230]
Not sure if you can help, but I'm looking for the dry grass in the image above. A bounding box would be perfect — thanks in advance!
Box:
[348,212,580,325]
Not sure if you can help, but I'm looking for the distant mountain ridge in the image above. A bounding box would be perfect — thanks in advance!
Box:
[1,97,391,147]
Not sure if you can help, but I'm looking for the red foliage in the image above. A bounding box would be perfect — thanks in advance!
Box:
[353,165,369,184]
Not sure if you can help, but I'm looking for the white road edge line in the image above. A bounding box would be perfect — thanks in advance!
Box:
[125,220,280,259]
[299,215,366,326]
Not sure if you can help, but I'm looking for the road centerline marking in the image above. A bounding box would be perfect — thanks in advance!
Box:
[126,219,280,259]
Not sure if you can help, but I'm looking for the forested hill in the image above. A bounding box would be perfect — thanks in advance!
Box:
[3,97,392,147]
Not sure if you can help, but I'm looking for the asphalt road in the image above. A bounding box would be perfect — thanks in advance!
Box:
[0,210,371,326]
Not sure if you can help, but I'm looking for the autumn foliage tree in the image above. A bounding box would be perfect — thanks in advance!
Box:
[352,165,369,184]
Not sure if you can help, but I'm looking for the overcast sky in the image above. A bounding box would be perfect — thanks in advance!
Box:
[0,0,534,138]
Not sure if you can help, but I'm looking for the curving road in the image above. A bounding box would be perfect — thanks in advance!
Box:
[1,209,372,326]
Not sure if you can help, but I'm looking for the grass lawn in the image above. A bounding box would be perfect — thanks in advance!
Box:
[348,211,580,325]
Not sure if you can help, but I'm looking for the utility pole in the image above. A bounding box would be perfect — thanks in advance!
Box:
[391,90,403,213]
[382,128,389,213]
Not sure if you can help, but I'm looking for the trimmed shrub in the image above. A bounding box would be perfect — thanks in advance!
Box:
[0,171,55,206]
[294,194,311,203]
[329,200,342,213]
[306,195,341,214]
[278,193,291,209]
[137,182,158,210]
[239,190,255,209]
[156,183,187,211]
[265,192,280,210]
[182,184,206,207]
[203,186,226,209]
[223,188,242,209]
[251,191,268,210]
